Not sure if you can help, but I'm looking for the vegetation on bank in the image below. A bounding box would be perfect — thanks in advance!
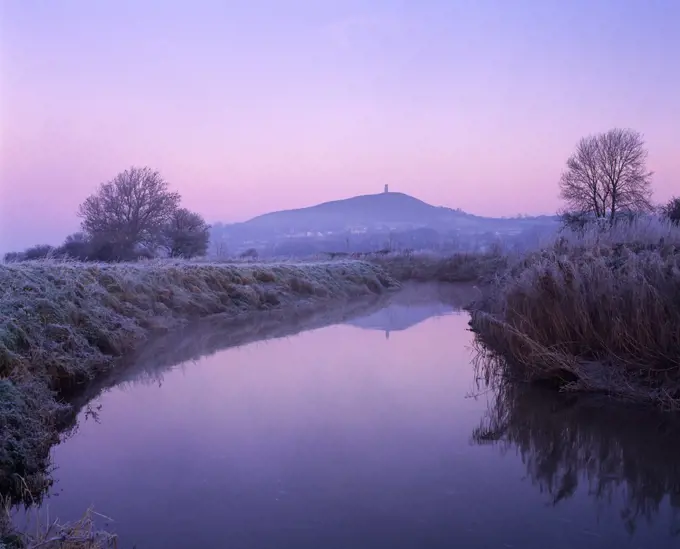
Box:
[469,215,680,409]
[466,128,680,409]
[0,259,397,535]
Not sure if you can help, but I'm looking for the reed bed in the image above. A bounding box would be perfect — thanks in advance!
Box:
[469,217,680,409]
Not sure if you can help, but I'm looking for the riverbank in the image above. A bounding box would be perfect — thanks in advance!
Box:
[468,219,680,409]
[0,259,398,528]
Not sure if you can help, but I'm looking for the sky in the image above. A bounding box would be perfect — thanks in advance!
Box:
[1,0,679,251]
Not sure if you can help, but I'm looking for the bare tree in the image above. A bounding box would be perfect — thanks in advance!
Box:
[239,248,258,259]
[559,129,653,224]
[662,197,680,226]
[559,135,608,219]
[78,167,180,256]
[211,238,228,258]
[163,208,211,258]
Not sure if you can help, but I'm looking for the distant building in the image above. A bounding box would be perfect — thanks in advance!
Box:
[384,184,389,193]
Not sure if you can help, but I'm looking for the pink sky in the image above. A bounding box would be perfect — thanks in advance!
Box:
[1,0,678,251]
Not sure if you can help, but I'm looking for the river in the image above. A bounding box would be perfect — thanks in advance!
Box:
[17,283,680,548]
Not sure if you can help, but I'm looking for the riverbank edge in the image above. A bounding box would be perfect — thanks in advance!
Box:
[464,241,680,411]
[0,259,399,545]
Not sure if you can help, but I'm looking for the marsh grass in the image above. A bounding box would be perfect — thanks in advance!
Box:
[469,217,680,408]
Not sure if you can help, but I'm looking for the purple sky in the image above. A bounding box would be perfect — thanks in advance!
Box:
[1,0,678,251]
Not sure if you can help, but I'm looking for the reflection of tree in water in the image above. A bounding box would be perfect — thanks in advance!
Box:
[470,346,680,537]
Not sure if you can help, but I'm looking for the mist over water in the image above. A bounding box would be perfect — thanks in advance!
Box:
[22,285,680,548]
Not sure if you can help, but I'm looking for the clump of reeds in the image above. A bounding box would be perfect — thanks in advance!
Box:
[2,498,117,549]
[469,217,680,408]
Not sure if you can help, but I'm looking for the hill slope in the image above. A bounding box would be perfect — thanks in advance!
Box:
[210,191,560,256]
[234,192,479,233]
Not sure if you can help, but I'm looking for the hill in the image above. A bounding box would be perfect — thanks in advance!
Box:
[244,192,468,232]
[210,191,559,256]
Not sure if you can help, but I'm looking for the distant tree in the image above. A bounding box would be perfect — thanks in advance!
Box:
[559,128,654,225]
[662,197,680,226]
[3,251,24,262]
[78,166,180,258]
[57,232,92,260]
[239,248,258,259]
[211,238,228,258]
[2,245,54,262]
[387,231,397,251]
[23,244,54,260]
[163,208,210,258]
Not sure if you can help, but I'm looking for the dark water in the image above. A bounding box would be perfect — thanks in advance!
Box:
[21,284,680,548]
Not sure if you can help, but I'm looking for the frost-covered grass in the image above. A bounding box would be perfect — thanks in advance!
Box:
[0,258,397,512]
[469,217,680,409]
[0,259,396,381]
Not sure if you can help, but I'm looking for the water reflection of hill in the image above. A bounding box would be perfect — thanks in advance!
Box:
[471,352,680,537]
[63,296,386,422]
[345,282,478,333]
[65,283,476,426]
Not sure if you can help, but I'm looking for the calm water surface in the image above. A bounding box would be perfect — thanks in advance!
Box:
[26,285,680,548]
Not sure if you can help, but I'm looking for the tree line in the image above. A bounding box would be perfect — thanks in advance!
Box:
[558,128,679,229]
[4,166,211,262]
